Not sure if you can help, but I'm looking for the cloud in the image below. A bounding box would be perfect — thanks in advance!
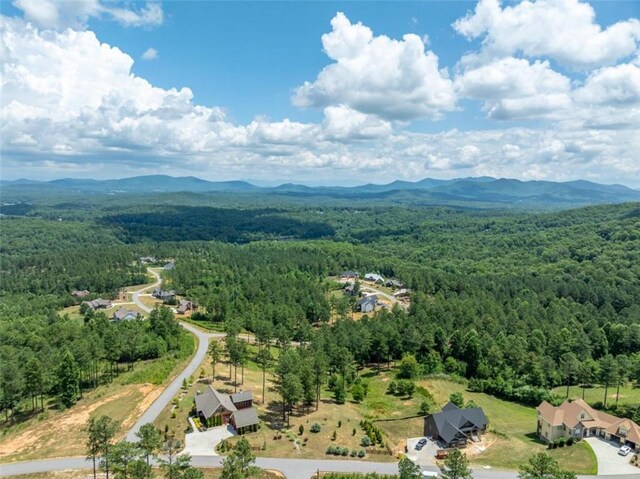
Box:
[455,57,572,119]
[453,0,640,70]
[293,12,456,121]
[12,0,163,29]
[1,9,639,187]
[141,47,158,60]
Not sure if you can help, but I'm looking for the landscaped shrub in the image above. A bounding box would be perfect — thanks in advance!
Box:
[299,425,304,435]
[352,428,357,436]
[566,437,574,446]
[357,449,366,458]
[341,447,349,456]
[361,436,372,447]
[310,423,321,433]
[338,420,342,428]
[557,437,566,448]
[332,430,337,441]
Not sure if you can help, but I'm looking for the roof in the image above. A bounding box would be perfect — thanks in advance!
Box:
[164,262,175,270]
[195,386,237,418]
[85,298,111,309]
[357,295,377,306]
[231,391,253,403]
[606,418,640,444]
[364,273,384,282]
[177,299,192,312]
[113,307,136,321]
[232,407,259,429]
[537,399,624,431]
[427,403,488,444]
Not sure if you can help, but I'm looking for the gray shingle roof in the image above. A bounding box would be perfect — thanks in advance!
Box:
[429,402,487,444]
[232,407,259,429]
[195,386,237,418]
[113,307,136,321]
[231,391,253,404]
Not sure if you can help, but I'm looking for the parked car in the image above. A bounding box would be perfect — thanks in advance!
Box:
[422,472,439,478]
[619,445,632,456]
[415,438,427,450]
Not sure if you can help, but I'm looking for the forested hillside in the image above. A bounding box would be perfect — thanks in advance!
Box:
[1,199,639,425]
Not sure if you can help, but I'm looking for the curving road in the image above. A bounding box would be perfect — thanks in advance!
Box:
[0,270,634,478]
[126,268,223,441]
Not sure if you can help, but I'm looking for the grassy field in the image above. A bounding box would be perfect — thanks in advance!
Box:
[552,384,640,406]
[0,335,195,464]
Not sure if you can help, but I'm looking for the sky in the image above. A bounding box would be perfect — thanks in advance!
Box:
[1,0,639,187]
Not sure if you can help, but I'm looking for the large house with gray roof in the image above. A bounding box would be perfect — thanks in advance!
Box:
[83,298,112,310]
[423,402,488,448]
[195,386,259,434]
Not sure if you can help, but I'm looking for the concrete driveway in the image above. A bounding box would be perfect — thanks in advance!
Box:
[183,425,236,456]
[584,437,640,475]
[405,437,439,466]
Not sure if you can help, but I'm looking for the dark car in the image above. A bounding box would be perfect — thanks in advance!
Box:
[415,438,428,450]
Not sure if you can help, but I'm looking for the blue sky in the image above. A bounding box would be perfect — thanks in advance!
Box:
[2,0,639,186]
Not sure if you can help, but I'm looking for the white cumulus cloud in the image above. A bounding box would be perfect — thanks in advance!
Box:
[293,12,456,121]
[453,0,640,70]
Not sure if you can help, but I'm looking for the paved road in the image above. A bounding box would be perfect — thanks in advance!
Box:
[1,270,636,478]
[3,455,639,479]
[126,268,222,441]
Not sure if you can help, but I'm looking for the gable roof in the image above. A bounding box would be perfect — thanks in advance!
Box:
[113,307,136,321]
[232,407,259,429]
[195,386,237,418]
[357,295,377,306]
[231,390,253,404]
[428,404,488,444]
[537,399,621,430]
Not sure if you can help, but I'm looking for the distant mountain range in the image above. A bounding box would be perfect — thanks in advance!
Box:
[2,175,639,208]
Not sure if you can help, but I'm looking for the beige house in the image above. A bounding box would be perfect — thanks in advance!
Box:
[537,398,640,451]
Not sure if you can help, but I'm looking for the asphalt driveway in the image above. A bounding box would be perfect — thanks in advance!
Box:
[183,424,236,456]
[584,437,640,475]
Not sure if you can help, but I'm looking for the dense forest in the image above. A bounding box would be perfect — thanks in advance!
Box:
[1,196,639,423]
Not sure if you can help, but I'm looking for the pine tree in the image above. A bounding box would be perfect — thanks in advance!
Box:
[57,348,80,407]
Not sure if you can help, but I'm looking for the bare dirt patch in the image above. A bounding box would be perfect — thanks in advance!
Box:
[0,384,159,463]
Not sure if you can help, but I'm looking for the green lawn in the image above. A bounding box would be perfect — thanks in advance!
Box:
[552,384,640,406]
[419,379,597,474]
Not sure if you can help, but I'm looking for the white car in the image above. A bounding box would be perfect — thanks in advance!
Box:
[422,472,439,478]
[618,445,632,456]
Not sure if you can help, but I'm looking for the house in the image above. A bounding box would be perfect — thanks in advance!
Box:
[356,295,377,313]
[195,386,259,434]
[340,271,359,279]
[83,298,112,310]
[344,283,357,296]
[393,288,411,298]
[113,307,138,322]
[423,402,488,448]
[537,399,640,451]
[177,299,193,315]
[152,288,176,301]
[385,279,404,289]
[163,262,175,270]
[72,290,90,298]
[364,273,384,283]
[139,256,156,264]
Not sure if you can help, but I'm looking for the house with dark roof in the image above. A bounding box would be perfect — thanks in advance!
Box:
[113,307,138,322]
[195,386,259,434]
[364,273,384,283]
[385,279,404,289]
[344,283,357,296]
[177,299,193,315]
[163,262,175,270]
[537,398,640,450]
[340,271,359,279]
[72,290,90,298]
[356,295,377,313]
[423,402,488,448]
[152,288,176,301]
[83,298,112,310]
